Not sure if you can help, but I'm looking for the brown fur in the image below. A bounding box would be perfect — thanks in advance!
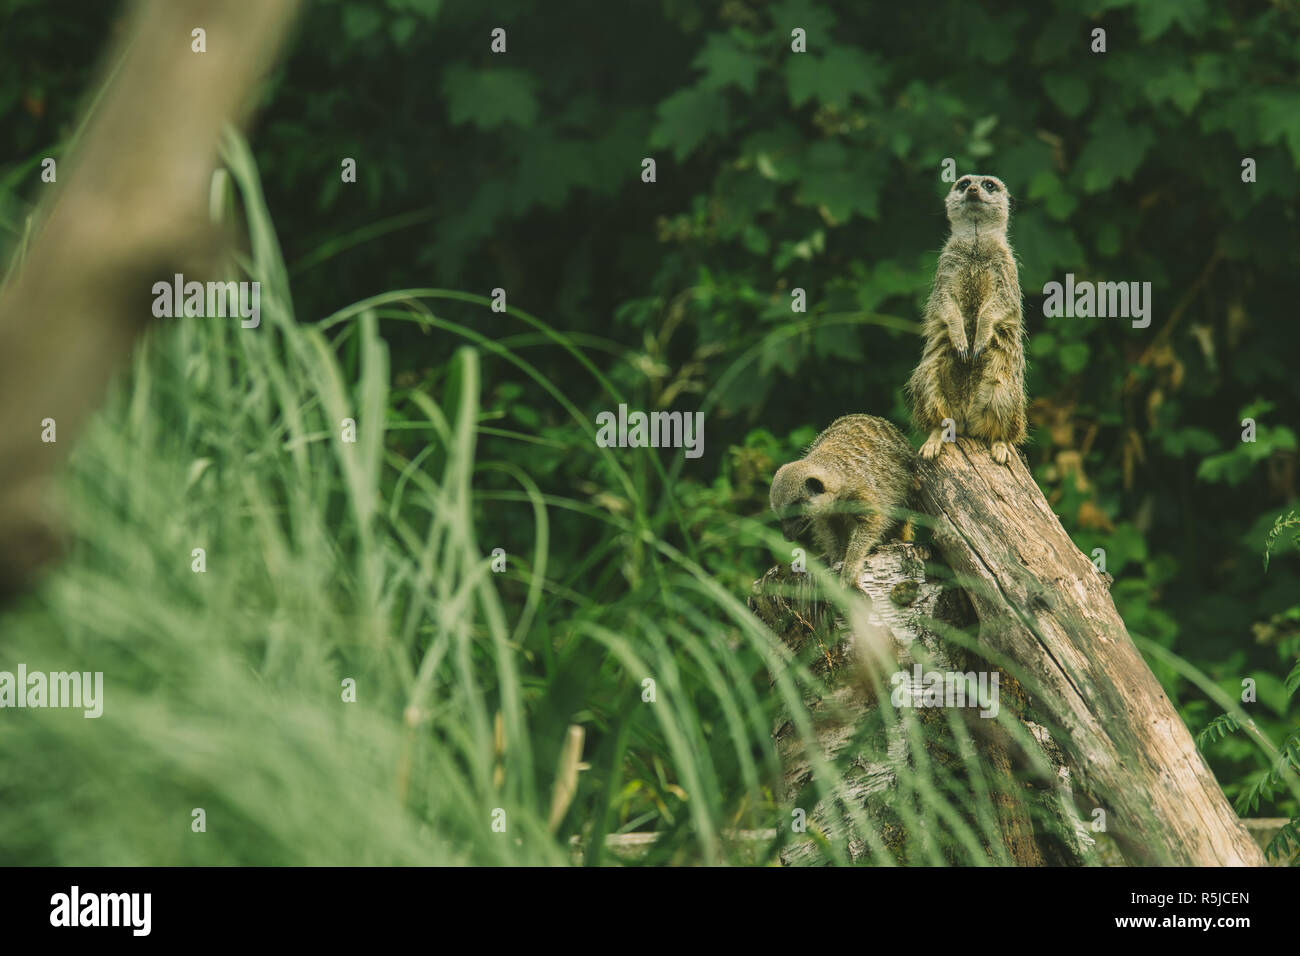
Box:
[906,174,1026,465]
[770,415,916,585]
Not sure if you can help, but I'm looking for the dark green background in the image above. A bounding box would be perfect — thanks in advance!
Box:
[3,0,1298,827]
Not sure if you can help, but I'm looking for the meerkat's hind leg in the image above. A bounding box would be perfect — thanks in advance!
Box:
[972,302,1008,360]
[967,346,1023,469]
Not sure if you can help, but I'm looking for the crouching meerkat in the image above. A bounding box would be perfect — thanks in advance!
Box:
[906,173,1026,465]
[770,414,916,586]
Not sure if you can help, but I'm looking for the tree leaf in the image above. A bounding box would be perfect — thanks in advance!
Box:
[651,87,730,161]
[442,65,539,129]
[1044,74,1090,118]
[1076,112,1155,192]
[693,33,763,96]
[786,47,884,109]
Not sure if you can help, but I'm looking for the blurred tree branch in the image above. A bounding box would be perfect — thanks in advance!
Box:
[0,0,301,597]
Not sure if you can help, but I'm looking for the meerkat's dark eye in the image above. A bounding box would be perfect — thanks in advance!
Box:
[956,178,970,191]
[805,477,825,495]
[982,179,999,192]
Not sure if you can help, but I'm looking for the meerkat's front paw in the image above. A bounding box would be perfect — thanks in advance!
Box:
[919,432,946,460]
[948,330,969,361]
[990,440,1012,465]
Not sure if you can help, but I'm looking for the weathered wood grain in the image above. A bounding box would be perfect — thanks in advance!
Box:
[915,438,1262,866]
[753,543,1091,866]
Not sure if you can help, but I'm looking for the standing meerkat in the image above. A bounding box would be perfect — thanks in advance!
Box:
[770,414,916,586]
[906,173,1026,465]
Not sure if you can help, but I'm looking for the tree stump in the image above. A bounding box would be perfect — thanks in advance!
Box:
[752,544,1096,866]
[915,438,1262,866]
[752,437,1262,866]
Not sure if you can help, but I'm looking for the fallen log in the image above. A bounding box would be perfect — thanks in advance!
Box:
[912,438,1262,865]
[752,436,1262,866]
[752,544,1098,866]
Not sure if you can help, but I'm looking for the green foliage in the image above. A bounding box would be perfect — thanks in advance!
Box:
[1264,509,1300,573]
[1195,712,1241,750]
[1267,818,1300,863]
[0,134,1078,866]
[2,0,1300,861]
[1196,516,1300,863]
[443,66,539,130]
[1198,403,1298,486]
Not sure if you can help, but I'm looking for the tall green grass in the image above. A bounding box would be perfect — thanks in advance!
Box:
[0,133,1112,866]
